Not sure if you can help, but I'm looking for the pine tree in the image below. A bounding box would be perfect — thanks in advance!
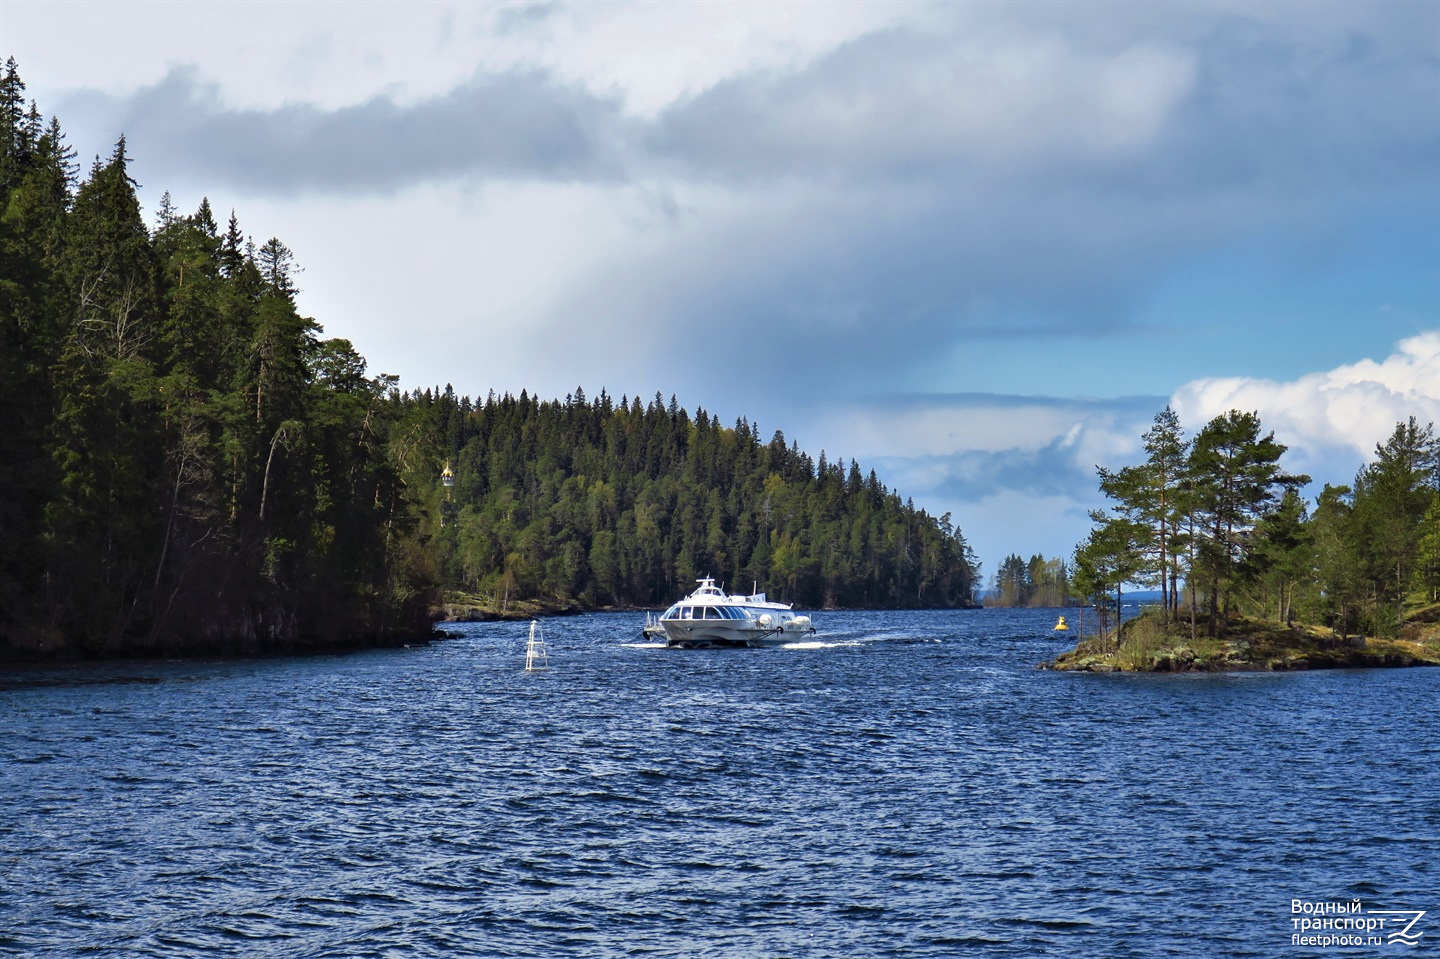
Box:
[1096,406,1189,621]
[1072,517,1145,647]
[1186,410,1308,634]
[0,61,439,656]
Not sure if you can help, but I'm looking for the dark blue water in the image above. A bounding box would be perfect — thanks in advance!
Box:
[4,608,1437,957]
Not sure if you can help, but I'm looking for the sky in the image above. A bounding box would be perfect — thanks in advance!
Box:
[5,0,1438,578]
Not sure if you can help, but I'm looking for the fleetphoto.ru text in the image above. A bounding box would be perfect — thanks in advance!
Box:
[1291,899,1427,950]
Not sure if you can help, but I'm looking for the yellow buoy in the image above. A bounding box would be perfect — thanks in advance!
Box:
[1054,615,1068,631]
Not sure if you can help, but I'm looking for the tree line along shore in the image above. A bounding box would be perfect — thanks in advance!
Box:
[1043,408,1440,671]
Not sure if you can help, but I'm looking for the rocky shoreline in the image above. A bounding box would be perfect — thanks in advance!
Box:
[1042,614,1440,673]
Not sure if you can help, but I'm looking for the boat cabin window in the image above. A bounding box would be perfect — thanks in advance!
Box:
[664,603,744,620]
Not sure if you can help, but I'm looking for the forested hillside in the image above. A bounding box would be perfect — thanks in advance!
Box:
[0,58,979,657]
[403,387,981,611]
[0,60,436,657]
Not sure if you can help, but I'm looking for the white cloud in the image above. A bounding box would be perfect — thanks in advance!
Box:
[646,27,1198,183]
[488,1,911,118]
[807,396,1142,460]
[227,179,653,395]
[6,1,905,116]
[1171,332,1440,479]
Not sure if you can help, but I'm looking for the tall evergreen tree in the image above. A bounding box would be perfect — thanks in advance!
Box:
[1349,417,1438,613]
[1186,410,1308,634]
[1096,406,1189,621]
[1309,484,1363,636]
[1072,516,1145,646]
[1246,488,1311,625]
[1411,499,1440,604]
[255,236,300,299]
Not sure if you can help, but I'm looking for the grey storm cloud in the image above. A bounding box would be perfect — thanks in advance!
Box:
[529,171,1217,406]
[65,65,629,194]
[529,5,1438,401]
[58,3,1438,202]
[643,11,1440,197]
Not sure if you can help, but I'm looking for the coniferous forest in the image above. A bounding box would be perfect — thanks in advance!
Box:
[1074,407,1440,642]
[413,386,980,614]
[0,58,980,658]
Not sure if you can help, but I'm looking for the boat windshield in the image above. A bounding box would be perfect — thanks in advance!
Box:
[661,604,748,621]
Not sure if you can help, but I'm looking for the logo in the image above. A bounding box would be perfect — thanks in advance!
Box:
[1367,911,1427,948]
[1291,900,1427,949]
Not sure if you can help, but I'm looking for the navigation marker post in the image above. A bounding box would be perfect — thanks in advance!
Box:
[525,620,549,671]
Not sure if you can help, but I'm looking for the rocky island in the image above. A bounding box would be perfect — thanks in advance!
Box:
[1044,606,1440,672]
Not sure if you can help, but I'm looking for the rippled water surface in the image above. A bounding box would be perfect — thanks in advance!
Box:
[4,608,1438,957]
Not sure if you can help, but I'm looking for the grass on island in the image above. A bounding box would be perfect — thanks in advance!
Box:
[1047,602,1440,672]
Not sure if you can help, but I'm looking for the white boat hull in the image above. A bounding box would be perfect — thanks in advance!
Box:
[659,620,792,648]
[654,578,814,648]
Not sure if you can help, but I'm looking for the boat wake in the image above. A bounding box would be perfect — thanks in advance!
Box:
[623,627,941,651]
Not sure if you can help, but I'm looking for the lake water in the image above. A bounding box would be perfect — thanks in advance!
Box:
[4,608,1437,957]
